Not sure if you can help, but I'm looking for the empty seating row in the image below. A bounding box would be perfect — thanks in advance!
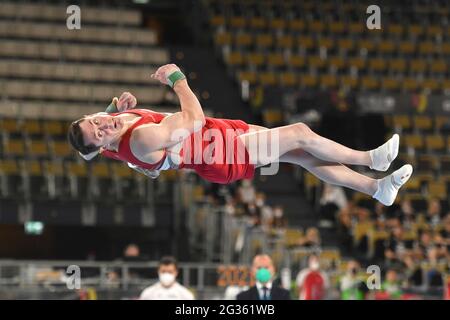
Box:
[0,40,169,65]
[0,2,141,26]
[0,60,157,85]
[0,20,156,46]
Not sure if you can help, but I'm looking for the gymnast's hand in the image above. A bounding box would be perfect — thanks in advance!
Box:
[114,92,137,111]
[150,64,181,85]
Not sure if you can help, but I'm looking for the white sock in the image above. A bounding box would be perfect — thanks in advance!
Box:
[369,134,400,172]
[373,164,413,206]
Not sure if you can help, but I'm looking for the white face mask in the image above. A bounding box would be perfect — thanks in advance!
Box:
[159,272,176,287]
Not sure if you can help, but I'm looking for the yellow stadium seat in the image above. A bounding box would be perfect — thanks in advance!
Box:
[28,140,48,157]
[4,139,25,156]
[289,19,305,32]
[317,37,334,50]
[214,32,232,46]
[22,159,42,177]
[369,58,387,72]
[340,75,358,89]
[0,118,20,135]
[255,34,273,48]
[361,77,379,90]
[337,38,354,51]
[66,162,87,176]
[435,116,449,131]
[349,22,364,34]
[43,161,64,176]
[403,78,419,91]
[329,21,345,34]
[238,71,257,85]
[399,42,415,55]
[426,25,443,36]
[378,40,395,54]
[43,120,64,136]
[110,162,133,178]
[410,59,427,73]
[288,55,306,68]
[229,16,246,29]
[353,223,373,244]
[298,36,314,50]
[263,109,283,126]
[23,120,42,136]
[267,53,285,68]
[422,79,439,92]
[387,24,404,36]
[270,18,286,30]
[259,72,277,86]
[309,20,325,33]
[442,43,450,55]
[404,134,424,149]
[279,73,297,87]
[0,159,19,174]
[418,41,435,55]
[409,25,424,36]
[234,33,253,47]
[210,15,225,27]
[308,56,326,69]
[227,51,244,66]
[425,135,445,152]
[300,74,318,88]
[276,35,294,48]
[417,154,438,173]
[428,181,447,199]
[402,177,421,192]
[91,162,110,178]
[329,56,345,71]
[443,80,450,92]
[52,141,73,158]
[382,77,400,91]
[389,59,406,73]
[348,57,365,70]
[430,60,447,73]
[358,39,376,53]
[249,17,266,29]
[413,115,433,131]
[246,53,265,67]
[320,74,337,88]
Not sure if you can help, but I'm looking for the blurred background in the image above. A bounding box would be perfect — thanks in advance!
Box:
[0,0,449,300]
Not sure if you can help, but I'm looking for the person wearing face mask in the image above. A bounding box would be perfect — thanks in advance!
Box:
[236,254,291,300]
[296,254,329,300]
[139,256,194,300]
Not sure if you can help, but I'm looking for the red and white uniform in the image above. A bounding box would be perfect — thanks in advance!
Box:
[296,268,329,300]
[101,109,255,184]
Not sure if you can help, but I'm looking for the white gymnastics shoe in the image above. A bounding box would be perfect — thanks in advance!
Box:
[373,164,413,206]
[369,134,400,172]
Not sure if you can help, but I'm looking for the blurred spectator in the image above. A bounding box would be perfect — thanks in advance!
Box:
[426,248,444,288]
[296,254,329,300]
[319,183,348,227]
[237,254,291,300]
[403,256,423,288]
[237,179,256,205]
[298,227,321,249]
[140,256,194,300]
[426,199,442,227]
[272,205,287,229]
[384,226,413,268]
[380,269,402,300]
[122,243,148,262]
[398,199,416,230]
[339,260,366,300]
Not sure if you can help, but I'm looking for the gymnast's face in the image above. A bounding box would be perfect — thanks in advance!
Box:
[79,113,124,148]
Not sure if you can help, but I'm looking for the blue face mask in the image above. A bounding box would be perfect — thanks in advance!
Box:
[255,268,271,283]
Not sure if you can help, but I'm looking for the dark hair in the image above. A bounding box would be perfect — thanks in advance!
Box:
[159,256,178,270]
[67,118,100,155]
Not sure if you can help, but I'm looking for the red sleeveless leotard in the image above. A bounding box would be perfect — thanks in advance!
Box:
[101,109,255,184]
